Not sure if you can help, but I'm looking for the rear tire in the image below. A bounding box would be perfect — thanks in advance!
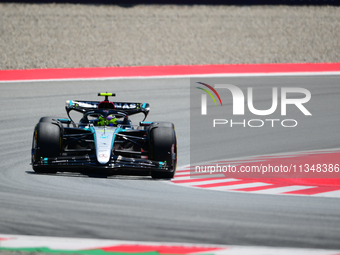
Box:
[149,122,177,179]
[32,122,62,174]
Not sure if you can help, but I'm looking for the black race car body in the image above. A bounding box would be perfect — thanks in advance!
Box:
[31,93,177,179]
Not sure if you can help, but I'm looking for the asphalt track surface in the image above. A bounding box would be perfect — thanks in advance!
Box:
[1,76,340,250]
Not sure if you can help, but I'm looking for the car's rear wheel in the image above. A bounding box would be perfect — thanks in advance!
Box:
[149,122,177,179]
[32,122,62,174]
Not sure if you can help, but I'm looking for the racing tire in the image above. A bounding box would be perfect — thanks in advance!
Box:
[32,122,62,174]
[39,117,58,123]
[149,122,177,179]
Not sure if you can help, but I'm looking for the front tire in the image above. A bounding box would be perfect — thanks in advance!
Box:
[149,122,177,179]
[32,122,62,174]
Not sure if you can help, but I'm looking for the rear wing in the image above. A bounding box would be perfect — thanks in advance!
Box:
[65,100,150,120]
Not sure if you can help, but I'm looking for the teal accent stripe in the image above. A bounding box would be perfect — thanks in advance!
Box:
[89,126,96,148]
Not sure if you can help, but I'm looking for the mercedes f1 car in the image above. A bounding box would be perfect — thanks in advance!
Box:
[31,93,177,179]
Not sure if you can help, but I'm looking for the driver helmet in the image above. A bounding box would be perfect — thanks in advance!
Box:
[98,115,117,126]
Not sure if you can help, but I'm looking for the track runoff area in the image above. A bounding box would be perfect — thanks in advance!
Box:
[1,63,340,255]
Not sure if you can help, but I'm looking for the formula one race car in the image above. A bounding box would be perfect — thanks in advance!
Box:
[31,93,177,179]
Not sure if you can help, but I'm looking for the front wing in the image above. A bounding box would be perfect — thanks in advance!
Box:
[32,153,172,174]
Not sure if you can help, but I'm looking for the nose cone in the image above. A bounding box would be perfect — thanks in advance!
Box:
[94,127,116,164]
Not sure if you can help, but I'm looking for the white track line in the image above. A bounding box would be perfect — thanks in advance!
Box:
[1,71,340,83]
[174,171,191,176]
[220,182,272,190]
[209,245,340,255]
[1,234,340,255]
[252,185,315,194]
[173,174,226,181]
[174,178,240,186]
[198,182,272,191]
[313,190,340,198]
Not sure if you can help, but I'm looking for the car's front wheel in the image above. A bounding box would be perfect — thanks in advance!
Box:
[149,122,177,179]
[32,121,62,174]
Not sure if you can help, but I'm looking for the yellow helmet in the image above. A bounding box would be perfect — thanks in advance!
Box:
[98,115,117,126]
